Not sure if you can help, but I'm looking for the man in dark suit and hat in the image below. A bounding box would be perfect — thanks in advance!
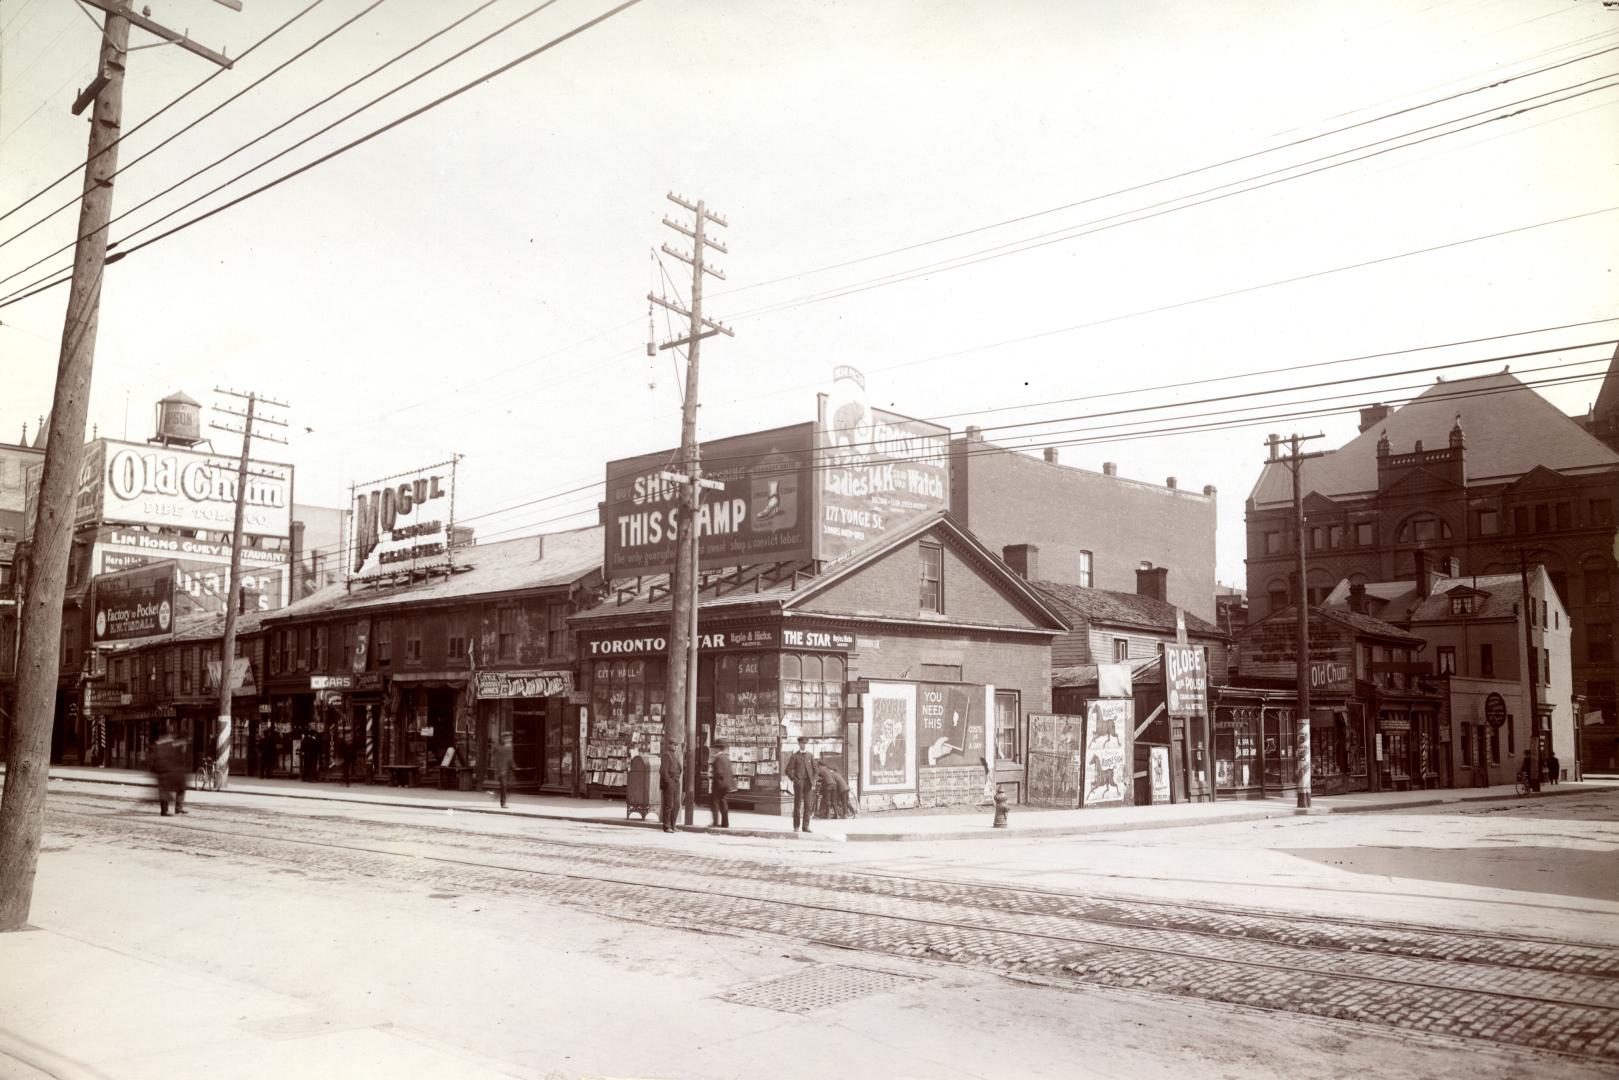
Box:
[709,742,734,829]
[659,742,684,832]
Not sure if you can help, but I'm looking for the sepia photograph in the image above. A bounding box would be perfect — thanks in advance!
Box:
[1,1,1616,1077]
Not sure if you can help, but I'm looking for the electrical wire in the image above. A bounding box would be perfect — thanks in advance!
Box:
[711,41,1619,302]
[0,0,327,227]
[0,0,388,260]
[727,76,1619,323]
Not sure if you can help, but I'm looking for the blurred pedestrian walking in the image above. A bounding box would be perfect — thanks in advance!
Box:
[338,734,356,787]
[492,732,515,808]
[148,730,188,816]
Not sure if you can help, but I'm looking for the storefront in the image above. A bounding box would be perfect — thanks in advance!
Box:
[571,514,1066,815]
[474,668,579,792]
[1373,700,1443,790]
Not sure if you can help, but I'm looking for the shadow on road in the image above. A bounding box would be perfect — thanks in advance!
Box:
[1279,844,1617,900]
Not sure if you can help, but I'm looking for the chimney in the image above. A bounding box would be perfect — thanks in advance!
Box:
[290,520,307,599]
[1348,581,1368,614]
[598,500,607,526]
[1203,484,1217,497]
[1043,447,1058,464]
[965,425,983,442]
[1002,543,1039,580]
[1102,462,1117,477]
[1446,556,1460,577]
[536,534,546,561]
[1267,434,1280,461]
[1165,476,1177,490]
[1358,404,1391,433]
[1413,548,1430,597]
[1135,561,1168,603]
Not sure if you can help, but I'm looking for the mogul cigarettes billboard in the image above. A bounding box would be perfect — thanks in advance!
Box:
[348,462,456,581]
[604,424,815,578]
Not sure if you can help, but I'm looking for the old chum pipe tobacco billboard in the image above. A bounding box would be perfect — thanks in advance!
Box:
[603,368,951,578]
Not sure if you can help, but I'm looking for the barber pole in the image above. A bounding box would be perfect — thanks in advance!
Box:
[365,710,375,773]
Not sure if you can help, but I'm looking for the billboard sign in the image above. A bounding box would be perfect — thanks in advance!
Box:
[604,424,815,578]
[474,670,573,700]
[1164,644,1207,716]
[816,366,951,563]
[1309,660,1354,694]
[861,681,917,793]
[92,563,175,644]
[92,527,289,611]
[349,461,455,580]
[74,439,292,537]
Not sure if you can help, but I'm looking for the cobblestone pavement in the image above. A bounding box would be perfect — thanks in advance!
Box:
[48,793,1619,1062]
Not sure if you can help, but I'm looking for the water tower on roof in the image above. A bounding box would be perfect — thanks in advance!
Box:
[150,391,202,448]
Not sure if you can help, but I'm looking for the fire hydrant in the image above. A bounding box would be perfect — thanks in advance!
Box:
[992,786,1009,828]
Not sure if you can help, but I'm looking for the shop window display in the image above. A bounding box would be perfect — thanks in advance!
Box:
[713,653,782,794]
[587,658,666,788]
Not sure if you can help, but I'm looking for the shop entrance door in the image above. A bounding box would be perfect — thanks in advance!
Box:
[539,700,574,790]
[511,701,543,786]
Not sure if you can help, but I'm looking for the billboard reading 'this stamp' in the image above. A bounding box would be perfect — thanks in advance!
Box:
[604,424,815,578]
[349,462,455,580]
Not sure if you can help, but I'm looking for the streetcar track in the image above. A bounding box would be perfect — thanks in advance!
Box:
[53,790,1619,975]
[51,799,1619,1042]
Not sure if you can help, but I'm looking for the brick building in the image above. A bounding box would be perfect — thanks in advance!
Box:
[570,512,1067,813]
[1245,368,1619,724]
[950,430,1219,621]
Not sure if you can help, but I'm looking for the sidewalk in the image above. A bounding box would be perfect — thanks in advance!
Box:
[16,763,1613,842]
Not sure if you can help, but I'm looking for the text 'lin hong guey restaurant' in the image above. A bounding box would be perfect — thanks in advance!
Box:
[569,379,1070,815]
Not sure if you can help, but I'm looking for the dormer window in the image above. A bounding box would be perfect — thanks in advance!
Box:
[1450,595,1475,616]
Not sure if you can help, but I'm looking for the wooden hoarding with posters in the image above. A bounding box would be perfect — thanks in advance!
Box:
[1084,699,1133,808]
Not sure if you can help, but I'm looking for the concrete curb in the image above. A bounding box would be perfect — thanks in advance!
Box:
[34,767,1616,844]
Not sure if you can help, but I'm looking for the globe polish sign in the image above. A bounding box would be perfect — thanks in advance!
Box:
[92,562,176,644]
[75,439,292,537]
[349,462,455,581]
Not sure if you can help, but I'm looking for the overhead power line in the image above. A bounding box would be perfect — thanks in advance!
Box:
[0,0,327,228]
[0,0,387,259]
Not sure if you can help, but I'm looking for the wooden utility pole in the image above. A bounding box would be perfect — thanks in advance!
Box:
[0,2,235,933]
[210,389,287,790]
[1514,547,1545,790]
[1270,433,1324,809]
[650,193,731,825]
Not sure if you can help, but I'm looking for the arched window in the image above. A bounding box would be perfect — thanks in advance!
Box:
[1396,514,1452,543]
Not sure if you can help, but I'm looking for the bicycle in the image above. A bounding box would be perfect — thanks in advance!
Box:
[1513,770,1535,797]
[193,759,222,792]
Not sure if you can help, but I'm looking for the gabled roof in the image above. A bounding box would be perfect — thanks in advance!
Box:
[1240,603,1422,645]
[1053,655,1161,689]
[263,526,603,624]
[1031,580,1223,638]
[572,511,1070,631]
[100,609,269,652]
[1249,370,1619,507]
[1407,574,1523,621]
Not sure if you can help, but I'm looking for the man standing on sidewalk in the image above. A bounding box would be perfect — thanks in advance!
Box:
[709,742,734,829]
[785,736,816,833]
[659,744,683,833]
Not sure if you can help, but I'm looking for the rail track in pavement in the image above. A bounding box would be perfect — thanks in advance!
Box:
[48,792,1619,1063]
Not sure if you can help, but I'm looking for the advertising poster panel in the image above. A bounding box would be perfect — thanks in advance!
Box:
[1150,745,1171,804]
[816,366,950,563]
[77,439,292,537]
[861,681,917,793]
[1164,644,1207,716]
[92,563,175,644]
[1025,712,1084,807]
[1083,699,1133,808]
[604,424,814,578]
[916,682,986,768]
[349,461,455,581]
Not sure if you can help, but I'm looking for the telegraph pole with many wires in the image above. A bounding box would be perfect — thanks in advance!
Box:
[210,389,287,791]
[649,193,732,826]
[1269,432,1326,809]
[0,1,236,933]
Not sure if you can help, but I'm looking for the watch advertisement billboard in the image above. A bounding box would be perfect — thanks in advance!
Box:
[92,563,175,644]
[816,366,951,564]
[604,424,815,578]
[349,461,455,581]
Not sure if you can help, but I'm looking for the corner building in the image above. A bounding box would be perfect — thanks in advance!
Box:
[571,513,1068,814]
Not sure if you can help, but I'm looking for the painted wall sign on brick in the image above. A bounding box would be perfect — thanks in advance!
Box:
[862,681,917,793]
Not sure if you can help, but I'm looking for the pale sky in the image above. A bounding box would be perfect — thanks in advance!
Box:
[2,0,1615,589]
